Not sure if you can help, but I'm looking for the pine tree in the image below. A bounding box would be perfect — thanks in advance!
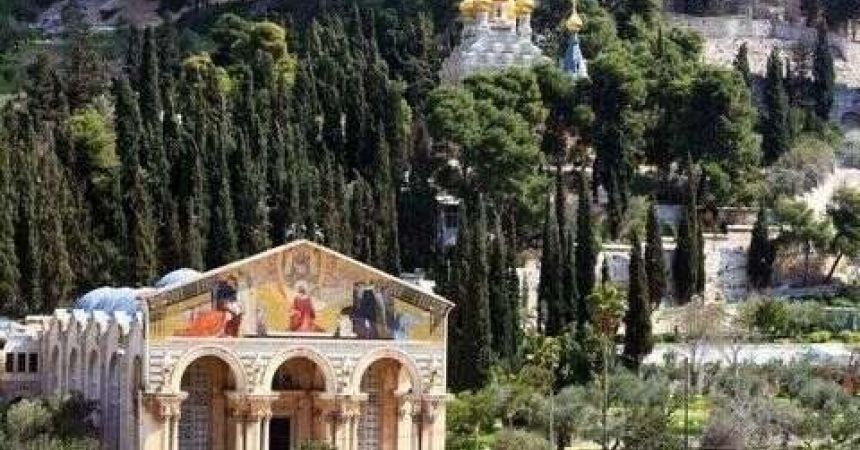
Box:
[622,231,652,370]
[0,136,20,316]
[747,206,775,290]
[645,202,667,307]
[575,172,596,326]
[762,49,790,164]
[813,25,836,121]
[734,42,752,88]
[539,194,565,336]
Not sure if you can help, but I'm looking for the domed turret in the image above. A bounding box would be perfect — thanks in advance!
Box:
[565,0,584,32]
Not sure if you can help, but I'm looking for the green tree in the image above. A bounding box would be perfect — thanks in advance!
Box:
[813,25,836,121]
[734,42,752,88]
[644,202,667,307]
[125,166,157,285]
[37,149,73,312]
[489,211,516,362]
[575,172,597,326]
[673,163,700,303]
[762,49,790,164]
[774,198,832,286]
[747,206,775,289]
[622,231,652,370]
[0,134,20,315]
[825,187,860,283]
[539,194,565,336]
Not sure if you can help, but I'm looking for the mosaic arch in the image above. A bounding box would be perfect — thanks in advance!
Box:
[146,241,450,343]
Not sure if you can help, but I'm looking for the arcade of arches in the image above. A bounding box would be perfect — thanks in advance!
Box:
[144,351,443,450]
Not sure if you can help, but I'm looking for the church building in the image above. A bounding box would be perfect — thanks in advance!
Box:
[0,240,452,450]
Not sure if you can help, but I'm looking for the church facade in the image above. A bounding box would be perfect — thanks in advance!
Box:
[0,241,452,450]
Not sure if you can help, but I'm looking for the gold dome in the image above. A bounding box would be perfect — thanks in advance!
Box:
[565,0,583,32]
[474,0,493,12]
[459,0,478,17]
[514,0,535,15]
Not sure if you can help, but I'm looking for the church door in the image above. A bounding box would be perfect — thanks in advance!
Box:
[358,366,382,450]
[179,363,212,450]
[269,417,292,450]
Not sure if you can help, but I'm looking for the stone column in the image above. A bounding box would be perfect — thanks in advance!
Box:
[419,396,446,450]
[336,395,365,450]
[142,393,186,450]
[245,395,276,450]
[226,392,247,450]
[395,394,417,450]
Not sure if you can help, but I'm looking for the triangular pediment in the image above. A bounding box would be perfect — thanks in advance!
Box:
[144,241,451,342]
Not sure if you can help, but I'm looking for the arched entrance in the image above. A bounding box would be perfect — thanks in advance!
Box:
[68,348,79,392]
[104,353,122,450]
[357,359,415,450]
[87,350,99,400]
[178,356,237,450]
[50,346,60,394]
[269,357,328,449]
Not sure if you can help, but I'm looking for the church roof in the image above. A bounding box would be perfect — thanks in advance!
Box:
[73,287,148,314]
[142,240,454,317]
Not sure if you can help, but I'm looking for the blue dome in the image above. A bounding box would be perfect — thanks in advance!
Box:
[155,268,203,289]
[74,287,144,314]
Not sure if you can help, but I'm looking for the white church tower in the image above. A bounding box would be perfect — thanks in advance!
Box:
[440,0,548,82]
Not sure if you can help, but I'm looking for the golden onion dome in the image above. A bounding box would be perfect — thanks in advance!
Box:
[515,0,536,15]
[565,0,583,32]
[474,0,493,12]
[459,0,478,17]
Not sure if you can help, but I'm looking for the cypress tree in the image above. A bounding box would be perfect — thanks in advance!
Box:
[813,25,836,121]
[622,231,652,370]
[0,136,21,316]
[762,49,790,164]
[206,122,239,267]
[734,42,752,88]
[349,175,374,263]
[448,200,472,391]
[575,172,596,326]
[139,27,162,127]
[234,130,271,255]
[465,196,493,388]
[747,206,775,290]
[673,163,700,303]
[157,82,183,270]
[645,202,667,307]
[372,128,400,273]
[37,150,73,311]
[489,211,515,362]
[126,166,158,285]
[538,194,564,335]
[13,120,41,314]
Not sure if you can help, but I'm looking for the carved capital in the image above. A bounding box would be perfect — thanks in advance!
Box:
[226,392,277,420]
[142,392,187,421]
[421,394,448,424]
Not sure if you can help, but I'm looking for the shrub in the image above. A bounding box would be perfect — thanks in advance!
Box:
[837,330,860,343]
[803,330,832,343]
[491,429,552,450]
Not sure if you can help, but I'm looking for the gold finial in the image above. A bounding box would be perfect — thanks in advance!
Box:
[565,0,583,32]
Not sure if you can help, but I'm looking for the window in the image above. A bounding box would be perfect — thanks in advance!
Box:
[4,355,13,373]
[28,353,38,373]
[17,353,25,373]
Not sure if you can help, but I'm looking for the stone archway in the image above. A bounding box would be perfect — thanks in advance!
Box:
[67,347,79,393]
[267,356,330,449]
[104,352,122,450]
[87,350,100,400]
[357,358,416,450]
[178,355,239,450]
